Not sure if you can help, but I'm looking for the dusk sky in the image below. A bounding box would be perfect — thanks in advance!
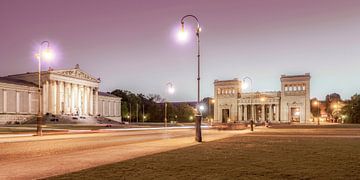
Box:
[1,0,360,101]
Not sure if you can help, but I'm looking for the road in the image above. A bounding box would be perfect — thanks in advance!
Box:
[0,128,243,180]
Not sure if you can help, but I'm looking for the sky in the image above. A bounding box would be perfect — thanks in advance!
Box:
[0,0,360,101]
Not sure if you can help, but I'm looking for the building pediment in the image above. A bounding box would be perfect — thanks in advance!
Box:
[51,69,100,83]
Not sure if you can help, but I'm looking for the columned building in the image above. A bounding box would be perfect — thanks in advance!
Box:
[0,64,121,124]
[214,73,311,124]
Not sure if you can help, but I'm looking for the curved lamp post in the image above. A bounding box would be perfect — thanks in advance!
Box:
[179,15,202,142]
[35,41,54,136]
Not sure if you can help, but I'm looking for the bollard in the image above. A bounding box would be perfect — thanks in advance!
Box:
[250,120,254,131]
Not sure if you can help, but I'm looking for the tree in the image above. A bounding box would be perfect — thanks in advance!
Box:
[342,94,360,124]
[325,93,342,120]
[310,98,320,117]
[111,89,196,122]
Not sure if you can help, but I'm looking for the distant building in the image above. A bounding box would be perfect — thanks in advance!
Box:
[0,64,121,124]
[213,73,311,123]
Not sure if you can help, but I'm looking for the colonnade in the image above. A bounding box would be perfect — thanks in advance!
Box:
[42,80,98,116]
[238,104,280,122]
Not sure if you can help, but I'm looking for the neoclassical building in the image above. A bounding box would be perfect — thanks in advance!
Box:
[0,64,121,124]
[214,73,311,123]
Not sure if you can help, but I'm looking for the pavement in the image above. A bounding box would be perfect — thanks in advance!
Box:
[0,127,248,180]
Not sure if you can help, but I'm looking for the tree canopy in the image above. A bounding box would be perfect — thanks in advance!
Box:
[341,94,360,124]
[111,89,195,122]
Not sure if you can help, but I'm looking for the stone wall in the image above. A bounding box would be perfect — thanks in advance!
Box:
[98,94,121,117]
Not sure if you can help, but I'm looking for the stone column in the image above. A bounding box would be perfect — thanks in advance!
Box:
[56,81,61,114]
[3,90,7,113]
[64,82,68,114]
[89,87,94,115]
[261,104,265,121]
[78,85,82,115]
[43,80,49,114]
[275,104,280,121]
[48,81,53,114]
[71,83,76,114]
[238,105,243,121]
[94,89,99,116]
[16,91,20,113]
[83,86,88,115]
[52,81,57,114]
[28,92,32,114]
[251,105,255,121]
[269,104,274,121]
[243,105,247,121]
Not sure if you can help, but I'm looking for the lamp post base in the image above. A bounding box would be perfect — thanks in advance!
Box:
[195,115,202,142]
[36,116,43,136]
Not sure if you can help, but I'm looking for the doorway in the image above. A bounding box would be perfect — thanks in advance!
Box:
[290,107,300,122]
[222,109,229,123]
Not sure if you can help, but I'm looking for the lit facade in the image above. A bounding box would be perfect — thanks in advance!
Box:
[214,73,311,123]
[0,64,121,124]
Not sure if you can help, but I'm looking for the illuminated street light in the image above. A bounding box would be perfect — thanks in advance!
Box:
[165,82,175,128]
[199,104,205,112]
[179,14,202,142]
[313,100,320,125]
[35,41,55,136]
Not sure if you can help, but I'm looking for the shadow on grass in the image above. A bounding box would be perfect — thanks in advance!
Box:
[48,128,360,180]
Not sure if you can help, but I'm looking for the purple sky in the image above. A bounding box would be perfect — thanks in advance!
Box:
[1,0,360,101]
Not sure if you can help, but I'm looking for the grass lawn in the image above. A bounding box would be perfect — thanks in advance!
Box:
[49,126,360,180]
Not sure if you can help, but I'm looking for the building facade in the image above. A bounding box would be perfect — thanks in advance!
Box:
[0,64,121,124]
[214,73,311,123]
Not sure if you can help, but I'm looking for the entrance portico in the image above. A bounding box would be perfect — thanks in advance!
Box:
[7,64,100,116]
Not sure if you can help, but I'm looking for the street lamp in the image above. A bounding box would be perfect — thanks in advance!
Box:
[242,76,253,122]
[34,41,54,136]
[165,82,175,128]
[178,15,202,142]
[209,99,215,123]
[313,100,320,125]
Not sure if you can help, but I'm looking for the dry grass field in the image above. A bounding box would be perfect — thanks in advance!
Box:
[49,125,360,180]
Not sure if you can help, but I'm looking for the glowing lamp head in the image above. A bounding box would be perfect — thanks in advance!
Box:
[199,104,205,112]
[260,97,266,102]
[242,82,249,90]
[166,83,175,94]
[41,48,55,61]
[168,86,175,94]
[177,23,189,43]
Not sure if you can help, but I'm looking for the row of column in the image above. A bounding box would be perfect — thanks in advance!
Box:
[42,80,98,116]
[238,104,280,122]
[1,89,35,114]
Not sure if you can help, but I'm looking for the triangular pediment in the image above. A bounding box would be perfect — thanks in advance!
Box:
[51,69,100,83]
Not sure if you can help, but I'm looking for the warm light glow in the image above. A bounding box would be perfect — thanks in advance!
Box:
[177,29,189,43]
[260,97,266,102]
[211,99,215,103]
[199,104,205,112]
[167,83,175,94]
[168,86,175,94]
[313,101,319,106]
[189,116,193,120]
[242,82,249,90]
[41,48,55,61]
